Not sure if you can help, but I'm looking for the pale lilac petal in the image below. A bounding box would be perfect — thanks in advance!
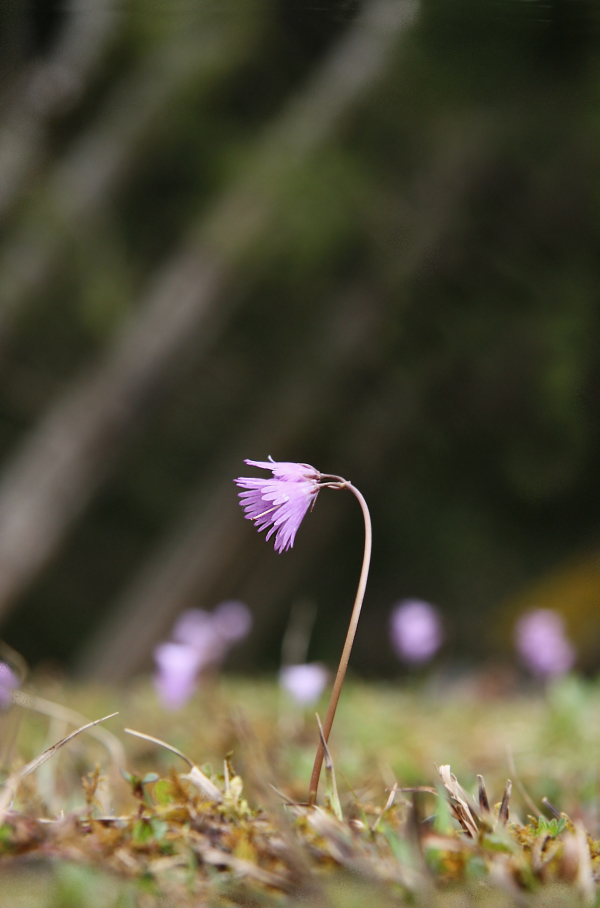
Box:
[213,600,253,642]
[172,608,212,643]
[153,642,202,710]
[390,600,443,665]
[515,609,576,678]
[0,662,19,711]
[279,663,329,705]
[235,458,321,552]
[172,608,225,662]
[245,458,321,483]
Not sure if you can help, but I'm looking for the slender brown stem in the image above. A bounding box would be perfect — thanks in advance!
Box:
[307,481,372,806]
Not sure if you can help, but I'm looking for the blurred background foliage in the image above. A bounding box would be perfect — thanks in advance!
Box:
[1,0,600,678]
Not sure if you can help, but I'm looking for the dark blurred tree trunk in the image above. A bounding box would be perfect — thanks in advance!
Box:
[77,287,383,680]
[0,21,257,336]
[0,0,117,225]
[0,0,418,634]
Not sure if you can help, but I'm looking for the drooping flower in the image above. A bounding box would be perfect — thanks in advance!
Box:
[279,663,329,705]
[234,458,322,553]
[390,599,443,665]
[0,662,19,711]
[515,609,576,679]
[234,456,372,806]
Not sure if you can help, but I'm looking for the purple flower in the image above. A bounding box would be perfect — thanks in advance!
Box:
[390,599,443,665]
[0,662,18,710]
[515,609,576,678]
[234,458,322,553]
[154,600,253,709]
[172,609,226,662]
[212,600,253,642]
[153,642,203,710]
[279,663,329,705]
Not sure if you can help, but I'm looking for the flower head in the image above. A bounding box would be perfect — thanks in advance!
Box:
[235,457,322,553]
[390,599,443,665]
[515,609,576,679]
[0,662,19,711]
[279,662,329,705]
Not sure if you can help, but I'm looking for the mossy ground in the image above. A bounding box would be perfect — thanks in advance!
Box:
[1,673,600,906]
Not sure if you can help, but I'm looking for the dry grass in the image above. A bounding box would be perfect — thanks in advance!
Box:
[1,673,600,906]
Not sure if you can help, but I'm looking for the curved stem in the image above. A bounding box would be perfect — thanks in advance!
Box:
[307,481,372,806]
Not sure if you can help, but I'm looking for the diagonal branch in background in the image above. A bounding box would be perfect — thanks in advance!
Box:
[0,0,117,226]
[78,289,383,680]
[0,0,418,628]
[0,247,226,623]
[0,15,259,331]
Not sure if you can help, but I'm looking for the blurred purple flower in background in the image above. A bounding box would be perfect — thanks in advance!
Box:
[212,600,254,643]
[235,458,322,553]
[390,599,443,665]
[0,661,19,710]
[172,608,223,659]
[279,662,329,705]
[154,601,253,710]
[515,609,576,679]
[154,643,203,710]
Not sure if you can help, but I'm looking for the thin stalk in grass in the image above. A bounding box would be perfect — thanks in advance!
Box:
[307,479,371,805]
[234,459,372,806]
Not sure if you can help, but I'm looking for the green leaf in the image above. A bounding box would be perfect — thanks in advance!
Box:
[149,818,168,841]
[132,819,154,845]
[536,815,566,838]
[153,779,176,805]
